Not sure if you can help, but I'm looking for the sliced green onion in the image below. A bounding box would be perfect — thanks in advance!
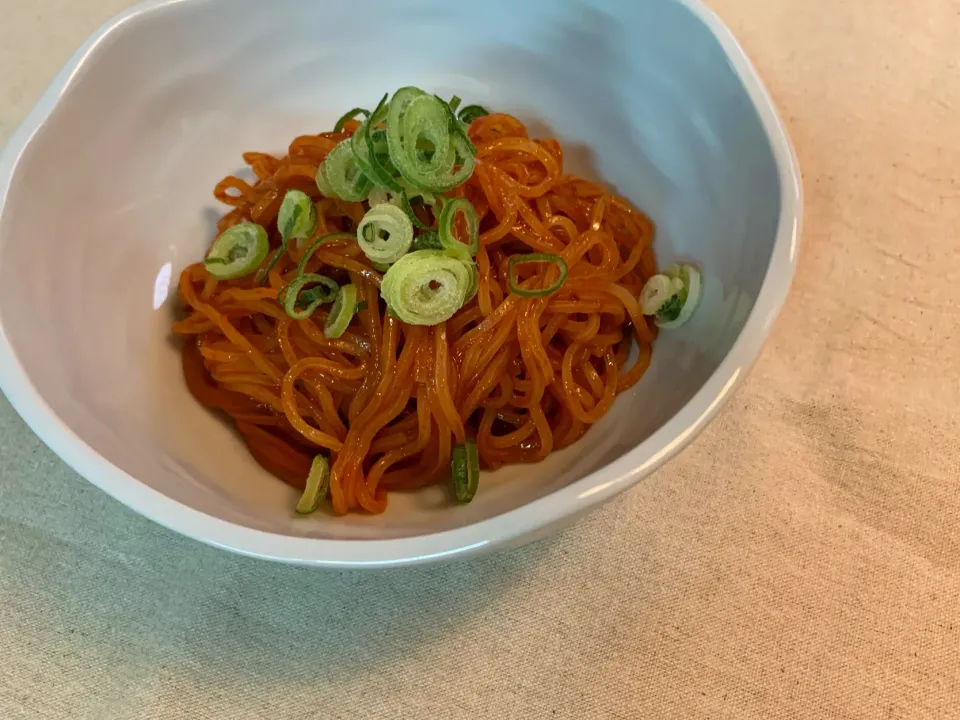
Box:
[507,253,568,298]
[461,258,479,302]
[639,275,676,315]
[392,91,452,180]
[400,190,433,231]
[296,455,331,514]
[296,232,356,277]
[435,94,477,156]
[451,439,480,503]
[278,189,318,245]
[458,105,489,124]
[366,185,430,232]
[258,248,284,286]
[258,190,320,283]
[333,107,369,134]
[356,203,415,265]
[438,197,479,256]
[386,87,476,193]
[260,190,317,284]
[315,161,335,197]
[402,183,438,206]
[352,94,403,192]
[372,261,392,273]
[411,231,443,251]
[381,249,473,325]
[365,185,431,235]
[280,273,339,320]
[367,187,393,208]
[643,263,702,329]
[324,283,359,339]
[448,95,462,112]
[437,131,477,191]
[203,223,270,280]
[322,139,374,202]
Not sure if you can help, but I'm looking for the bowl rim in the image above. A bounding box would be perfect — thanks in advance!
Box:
[0,0,802,567]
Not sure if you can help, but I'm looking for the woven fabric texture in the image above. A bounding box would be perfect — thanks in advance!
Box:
[1,1,959,717]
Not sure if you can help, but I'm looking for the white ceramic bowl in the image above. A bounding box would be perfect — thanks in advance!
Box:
[0,0,800,567]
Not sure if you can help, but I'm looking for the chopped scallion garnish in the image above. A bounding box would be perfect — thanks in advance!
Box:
[279,273,339,320]
[320,139,374,202]
[356,203,415,266]
[203,223,270,280]
[640,264,702,328]
[324,283,359,339]
[507,253,568,298]
[451,439,480,503]
[385,87,475,193]
[352,94,403,192]
[277,189,318,246]
[437,197,479,257]
[457,105,489,124]
[296,455,331,514]
[411,231,443,251]
[380,250,475,325]
[333,107,369,134]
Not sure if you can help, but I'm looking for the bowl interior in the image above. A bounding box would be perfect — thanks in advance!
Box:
[0,0,780,541]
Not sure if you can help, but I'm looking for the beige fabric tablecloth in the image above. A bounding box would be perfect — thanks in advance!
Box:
[2,1,958,718]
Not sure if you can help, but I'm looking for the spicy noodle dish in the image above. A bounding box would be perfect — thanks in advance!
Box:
[172,87,702,516]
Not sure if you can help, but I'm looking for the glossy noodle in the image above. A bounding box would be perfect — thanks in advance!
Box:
[173,107,665,515]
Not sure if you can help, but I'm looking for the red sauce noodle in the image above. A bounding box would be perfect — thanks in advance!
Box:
[173,113,658,515]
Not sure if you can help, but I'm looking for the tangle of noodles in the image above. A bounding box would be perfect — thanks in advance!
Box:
[173,112,658,515]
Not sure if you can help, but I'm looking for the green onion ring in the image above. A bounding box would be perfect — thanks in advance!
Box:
[203,223,270,280]
[333,107,369,134]
[411,231,443,251]
[280,273,340,320]
[400,94,453,177]
[435,94,477,156]
[277,189,318,245]
[451,439,480,503]
[366,185,431,232]
[264,188,318,285]
[356,203,415,265]
[295,455,331,514]
[438,197,479,256]
[258,246,285,286]
[448,95,462,112]
[461,257,479,302]
[322,139,374,202]
[386,87,473,193]
[352,94,403,192]
[381,249,473,326]
[315,161,336,197]
[458,104,489,124]
[651,263,702,329]
[639,274,676,316]
[324,283,359,339]
[507,253,569,298]
[401,190,434,230]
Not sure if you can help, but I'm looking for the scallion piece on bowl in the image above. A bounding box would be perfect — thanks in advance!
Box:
[640,263,703,328]
[296,455,331,514]
[451,439,480,503]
